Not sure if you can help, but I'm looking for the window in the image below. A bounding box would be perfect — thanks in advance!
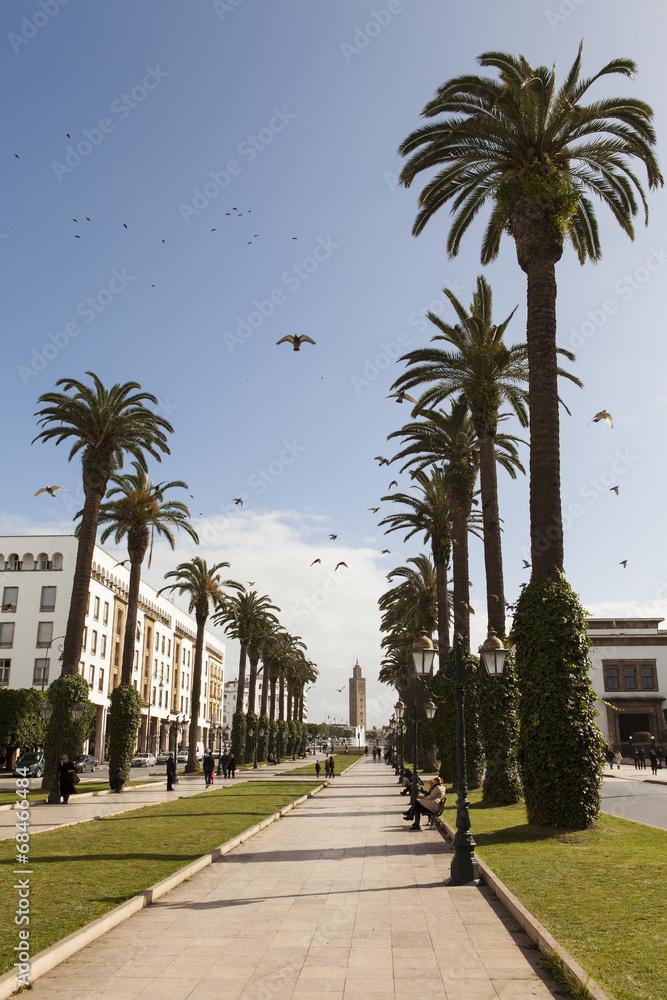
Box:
[180,695,183,711]
[36,621,53,648]
[1,587,18,612]
[167,639,171,657]
[161,636,165,654]
[116,611,123,637]
[0,623,15,648]
[152,686,156,706]
[98,667,105,693]
[641,667,656,690]
[89,664,95,688]
[91,630,98,655]
[623,668,637,690]
[40,586,56,612]
[103,601,109,625]
[0,660,10,685]
[155,633,160,651]
[33,659,50,686]
[82,626,88,651]
[101,635,107,659]
[158,689,163,708]
[93,596,100,620]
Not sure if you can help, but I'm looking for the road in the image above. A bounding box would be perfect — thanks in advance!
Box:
[601,775,667,830]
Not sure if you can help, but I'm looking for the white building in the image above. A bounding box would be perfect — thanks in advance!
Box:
[222,678,307,724]
[587,617,667,746]
[0,535,225,759]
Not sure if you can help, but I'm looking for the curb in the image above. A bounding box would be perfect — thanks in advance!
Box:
[0,781,328,999]
[603,771,666,785]
[0,780,166,814]
[435,818,612,1000]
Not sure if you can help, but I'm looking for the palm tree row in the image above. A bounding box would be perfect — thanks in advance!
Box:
[391,44,662,825]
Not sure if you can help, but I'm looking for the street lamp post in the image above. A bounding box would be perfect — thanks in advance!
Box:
[40,699,85,805]
[446,629,507,887]
[408,631,437,807]
[395,700,406,784]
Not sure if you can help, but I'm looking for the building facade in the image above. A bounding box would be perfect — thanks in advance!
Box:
[587,618,667,746]
[349,660,366,729]
[0,535,225,758]
[221,677,307,724]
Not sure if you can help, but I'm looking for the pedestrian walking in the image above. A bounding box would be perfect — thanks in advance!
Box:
[638,748,646,770]
[221,751,229,779]
[633,749,640,770]
[649,748,659,775]
[203,749,214,787]
[59,754,77,804]
[614,750,622,770]
[605,746,615,770]
[228,753,236,778]
[315,760,321,778]
[166,752,176,790]
[364,745,368,756]
[328,755,335,778]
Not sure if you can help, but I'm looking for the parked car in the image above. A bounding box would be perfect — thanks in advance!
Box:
[176,750,188,763]
[155,751,171,764]
[73,754,96,773]
[13,752,45,778]
[130,752,156,768]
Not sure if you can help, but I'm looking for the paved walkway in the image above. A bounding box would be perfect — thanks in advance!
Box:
[0,757,329,841]
[603,764,667,784]
[29,757,558,1000]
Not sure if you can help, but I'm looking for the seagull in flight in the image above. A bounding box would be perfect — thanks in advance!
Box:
[311,558,321,566]
[368,507,380,514]
[232,498,243,506]
[522,560,530,569]
[591,410,613,428]
[374,456,390,466]
[276,334,316,351]
[620,560,628,568]
[387,391,417,404]
[34,486,68,498]
[329,534,337,540]
[335,686,345,693]
[610,486,619,495]
[335,562,348,571]
[388,480,398,489]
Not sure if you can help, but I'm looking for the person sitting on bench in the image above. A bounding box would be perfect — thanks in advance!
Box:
[109,769,125,793]
[400,766,413,795]
[403,776,445,830]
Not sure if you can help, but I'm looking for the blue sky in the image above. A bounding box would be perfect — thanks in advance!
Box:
[3,0,667,724]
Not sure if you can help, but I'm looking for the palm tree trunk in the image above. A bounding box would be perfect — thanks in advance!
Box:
[61,484,105,674]
[259,661,269,717]
[432,530,451,665]
[478,431,505,637]
[120,531,148,686]
[269,675,277,721]
[235,641,248,714]
[513,218,564,583]
[187,613,206,772]
[286,681,293,722]
[278,668,285,721]
[247,646,259,714]
[449,496,471,649]
[298,691,304,723]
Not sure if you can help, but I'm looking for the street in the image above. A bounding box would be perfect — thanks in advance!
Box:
[601,775,667,830]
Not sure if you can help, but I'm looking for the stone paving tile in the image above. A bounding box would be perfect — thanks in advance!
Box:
[23,759,565,1000]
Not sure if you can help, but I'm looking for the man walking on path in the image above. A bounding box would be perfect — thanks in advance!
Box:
[166,752,176,791]
[203,750,214,787]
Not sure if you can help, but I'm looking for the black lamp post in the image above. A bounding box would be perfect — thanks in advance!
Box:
[446,629,507,886]
[41,699,85,805]
[408,631,437,807]
[395,700,406,783]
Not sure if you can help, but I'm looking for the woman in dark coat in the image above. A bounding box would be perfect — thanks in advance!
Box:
[228,753,236,778]
[59,754,77,804]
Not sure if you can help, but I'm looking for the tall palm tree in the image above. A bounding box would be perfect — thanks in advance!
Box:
[213,591,280,715]
[393,277,532,636]
[33,372,173,675]
[398,45,662,582]
[95,464,199,686]
[159,558,241,772]
[380,467,453,661]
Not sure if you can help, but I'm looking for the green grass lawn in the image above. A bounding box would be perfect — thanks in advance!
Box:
[441,789,667,1000]
[287,754,357,776]
[0,780,317,974]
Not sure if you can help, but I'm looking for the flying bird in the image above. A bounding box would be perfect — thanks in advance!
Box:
[386,391,417,404]
[232,498,243,506]
[610,486,619,495]
[122,223,128,229]
[329,534,337,540]
[335,562,348,571]
[380,549,390,554]
[522,560,530,569]
[14,154,19,159]
[246,582,255,587]
[86,217,91,222]
[72,218,78,223]
[311,558,321,566]
[335,686,345,693]
[74,235,80,238]
[114,559,129,568]
[374,456,390,466]
[276,334,316,351]
[620,560,628,568]
[368,507,380,513]
[65,133,70,138]
[388,480,398,489]
[34,486,68,498]
[460,601,474,614]
[211,228,216,231]
[591,410,613,428]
